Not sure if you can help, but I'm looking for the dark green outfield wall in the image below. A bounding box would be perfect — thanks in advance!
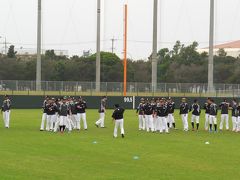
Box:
[0,95,237,109]
[0,96,134,109]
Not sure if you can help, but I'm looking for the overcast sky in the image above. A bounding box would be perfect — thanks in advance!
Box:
[0,0,240,59]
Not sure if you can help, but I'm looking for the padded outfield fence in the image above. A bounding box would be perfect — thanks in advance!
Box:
[0,95,238,110]
[0,80,240,97]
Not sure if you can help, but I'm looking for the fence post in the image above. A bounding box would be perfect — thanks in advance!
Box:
[90,82,93,96]
[16,80,18,91]
[121,83,123,96]
[106,82,108,96]
[136,82,138,97]
[46,81,48,91]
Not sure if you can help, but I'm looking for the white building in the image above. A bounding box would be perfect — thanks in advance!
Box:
[17,48,68,57]
[198,40,240,58]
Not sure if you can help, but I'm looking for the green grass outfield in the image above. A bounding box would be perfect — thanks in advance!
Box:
[0,109,240,180]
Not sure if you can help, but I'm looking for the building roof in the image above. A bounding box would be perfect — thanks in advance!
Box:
[203,40,240,49]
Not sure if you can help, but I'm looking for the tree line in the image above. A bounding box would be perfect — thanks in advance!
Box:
[0,42,239,84]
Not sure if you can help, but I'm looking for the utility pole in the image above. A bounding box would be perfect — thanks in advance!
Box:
[0,36,7,55]
[111,37,117,53]
[4,37,7,55]
[96,0,101,92]
[152,0,158,92]
[208,0,214,92]
[36,0,42,91]
[123,4,128,96]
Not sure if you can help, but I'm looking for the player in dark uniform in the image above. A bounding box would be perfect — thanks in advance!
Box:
[58,97,71,133]
[209,99,218,133]
[203,98,211,131]
[237,103,240,132]
[46,98,58,131]
[75,96,88,130]
[219,99,230,131]
[66,97,75,132]
[155,98,169,133]
[143,99,155,132]
[230,99,238,132]
[136,98,145,130]
[151,98,157,131]
[167,97,176,129]
[1,95,11,128]
[95,96,107,128]
[180,98,189,131]
[112,104,125,138]
[40,96,49,131]
[70,97,78,130]
[190,99,201,131]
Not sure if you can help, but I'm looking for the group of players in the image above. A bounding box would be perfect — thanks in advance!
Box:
[136,97,240,133]
[40,95,125,138]
[2,94,240,136]
[40,96,108,133]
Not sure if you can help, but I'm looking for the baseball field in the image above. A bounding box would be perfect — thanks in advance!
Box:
[0,109,239,180]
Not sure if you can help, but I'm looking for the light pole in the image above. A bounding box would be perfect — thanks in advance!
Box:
[36,0,42,91]
[208,0,214,92]
[0,36,7,55]
[152,0,158,92]
[0,36,2,54]
[96,0,101,92]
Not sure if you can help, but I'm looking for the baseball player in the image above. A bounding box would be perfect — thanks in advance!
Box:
[190,99,201,131]
[179,98,189,131]
[45,98,57,131]
[95,96,107,128]
[40,96,49,131]
[230,99,238,132]
[167,97,176,129]
[70,98,77,130]
[58,97,71,133]
[219,99,230,131]
[203,98,211,131]
[155,98,169,133]
[151,98,157,131]
[237,103,240,132]
[136,98,145,130]
[75,97,88,130]
[143,99,155,132]
[209,99,218,133]
[1,95,11,128]
[112,104,125,138]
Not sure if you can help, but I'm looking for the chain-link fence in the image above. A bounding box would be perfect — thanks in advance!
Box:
[0,80,240,97]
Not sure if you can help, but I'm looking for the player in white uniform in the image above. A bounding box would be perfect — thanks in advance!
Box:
[40,96,49,131]
[219,99,230,131]
[190,99,201,131]
[95,96,107,128]
[167,97,176,129]
[136,98,145,130]
[1,95,11,128]
[179,98,189,131]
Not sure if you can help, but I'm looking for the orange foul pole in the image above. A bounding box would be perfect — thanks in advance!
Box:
[123,4,128,96]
